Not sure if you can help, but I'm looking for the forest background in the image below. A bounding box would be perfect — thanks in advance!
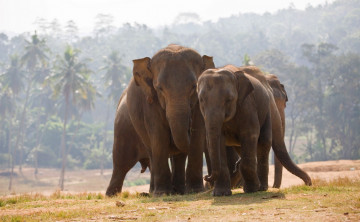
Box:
[0,0,359,191]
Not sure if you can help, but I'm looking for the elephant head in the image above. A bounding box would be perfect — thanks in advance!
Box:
[133,45,214,152]
[266,74,288,133]
[197,69,253,182]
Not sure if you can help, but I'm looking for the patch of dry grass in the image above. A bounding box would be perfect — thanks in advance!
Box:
[1,176,360,221]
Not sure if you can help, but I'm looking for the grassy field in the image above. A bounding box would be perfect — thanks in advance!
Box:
[1,177,360,222]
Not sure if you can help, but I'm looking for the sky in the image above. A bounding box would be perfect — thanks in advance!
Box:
[0,0,334,35]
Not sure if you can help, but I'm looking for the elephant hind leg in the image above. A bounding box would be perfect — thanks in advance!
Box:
[273,155,283,188]
[257,113,272,191]
[106,144,139,197]
[106,160,137,196]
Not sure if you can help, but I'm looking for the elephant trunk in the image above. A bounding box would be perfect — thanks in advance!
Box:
[167,103,192,152]
[203,116,223,183]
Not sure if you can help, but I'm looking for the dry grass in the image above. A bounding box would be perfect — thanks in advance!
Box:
[1,176,360,222]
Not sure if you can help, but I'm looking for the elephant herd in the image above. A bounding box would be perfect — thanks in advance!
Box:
[105,44,312,197]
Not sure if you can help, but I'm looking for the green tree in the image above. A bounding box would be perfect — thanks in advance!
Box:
[0,54,24,190]
[301,43,338,160]
[16,32,49,173]
[242,54,253,66]
[325,53,360,159]
[52,45,94,190]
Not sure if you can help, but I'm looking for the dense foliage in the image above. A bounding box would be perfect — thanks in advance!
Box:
[0,0,359,178]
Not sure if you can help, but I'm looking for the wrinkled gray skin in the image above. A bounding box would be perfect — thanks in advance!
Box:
[106,44,214,196]
[198,65,312,196]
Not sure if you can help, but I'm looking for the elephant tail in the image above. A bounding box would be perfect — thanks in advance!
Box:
[272,139,312,186]
[271,100,312,186]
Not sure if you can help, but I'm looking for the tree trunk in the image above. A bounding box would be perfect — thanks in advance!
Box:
[33,114,49,179]
[7,116,14,191]
[14,80,32,175]
[59,96,69,191]
[100,102,110,176]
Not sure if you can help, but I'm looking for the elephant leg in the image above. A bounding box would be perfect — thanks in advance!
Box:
[257,144,271,191]
[151,144,172,196]
[186,106,205,193]
[226,146,243,189]
[149,166,154,193]
[273,154,283,188]
[171,153,186,194]
[106,146,138,197]
[204,147,213,189]
[235,135,259,193]
[257,113,272,191]
[213,135,232,196]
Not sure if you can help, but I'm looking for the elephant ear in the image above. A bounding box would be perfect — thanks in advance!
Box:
[133,57,155,104]
[202,55,215,71]
[280,84,288,102]
[234,71,254,105]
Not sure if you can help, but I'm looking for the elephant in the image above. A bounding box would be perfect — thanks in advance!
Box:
[105,90,151,196]
[106,44,215,196]
[225,70,288,189]
[197,65,312,196]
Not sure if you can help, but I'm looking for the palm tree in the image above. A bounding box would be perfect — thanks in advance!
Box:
[0,54,24,190]
[99,51,129,175]
[29,77,55,178]
[101,51,129,104]
[52,45,94,190]
[66,82,98,171]
[16,32,48,173]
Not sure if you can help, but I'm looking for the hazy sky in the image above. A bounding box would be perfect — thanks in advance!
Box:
[0,0,333,35]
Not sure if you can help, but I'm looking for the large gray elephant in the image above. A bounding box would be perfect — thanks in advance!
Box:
[197,65,311,196]
[106,44,214,196]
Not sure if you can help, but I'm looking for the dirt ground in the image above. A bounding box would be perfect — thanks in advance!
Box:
[1,159,359,196]
[123,159,360,194]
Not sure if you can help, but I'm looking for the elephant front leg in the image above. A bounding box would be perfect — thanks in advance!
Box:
[212,135,231,196]
[151,143,172,196]
[171,153,186,194]
[236,135,260,193]
[186,108,205,193]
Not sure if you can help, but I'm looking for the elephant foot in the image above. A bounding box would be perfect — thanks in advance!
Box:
[213,187,232,196]
[230,173,243,189]
[105,188,120,197]
[243,183,260,193]
[153,190,170,197]
[172,185,185,195]
[272,182,281,189]
[259,184,268,191]
[186,185,204,194]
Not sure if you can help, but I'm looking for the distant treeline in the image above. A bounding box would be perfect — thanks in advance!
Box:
[0,0,359,175]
